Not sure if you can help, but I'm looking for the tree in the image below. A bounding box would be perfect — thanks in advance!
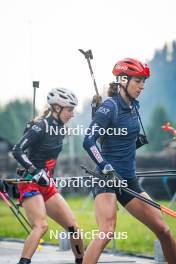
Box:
[0,100,33,144]
[147,106,172,151]
[140,41,176,128]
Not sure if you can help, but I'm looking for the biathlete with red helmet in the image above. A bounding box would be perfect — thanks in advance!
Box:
[83,58,176,264]
[12,88,84,264]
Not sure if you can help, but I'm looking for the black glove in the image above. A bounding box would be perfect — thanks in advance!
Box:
[0,180,8,193]
[91,95,102,118]
[102,164,123,194]
[102,164,122,181]
[32,169,49,186]
[16,167,26,176]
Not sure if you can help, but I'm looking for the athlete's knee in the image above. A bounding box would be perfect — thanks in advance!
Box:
[32,220,48,234]
[99,224,116,240]
[154,223,172,240]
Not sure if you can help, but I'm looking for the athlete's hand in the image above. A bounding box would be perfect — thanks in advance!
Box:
[0,180,8,193]
[0,180,5,192]
[91,95,102,118]
[102,164,121,180]
[102,164,123,192]
[32,169,49,186]
[91,95,102,106]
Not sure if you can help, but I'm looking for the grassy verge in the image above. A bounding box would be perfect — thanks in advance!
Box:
[0,195,176,255]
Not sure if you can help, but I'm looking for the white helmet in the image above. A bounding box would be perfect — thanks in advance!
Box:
[47,88,78,107]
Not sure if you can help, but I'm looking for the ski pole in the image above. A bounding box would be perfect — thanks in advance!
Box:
[136,170,176,175]
[0,179,31,228]
[78,49,99,95]
[3,170,176,184]
[3,178,32,184]
[0,189,44,249]
[137,174,176,178]
[78,49,102,118]
[32,81,39,118]
[5,192,31,228]
[80,165,176,218]
[0,191,30,234]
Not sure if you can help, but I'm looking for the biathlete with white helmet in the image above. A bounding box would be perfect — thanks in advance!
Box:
[13,88,84,264]
[83,58,176,264]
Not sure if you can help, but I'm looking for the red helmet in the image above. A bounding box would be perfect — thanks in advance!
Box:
[112,58,150,78]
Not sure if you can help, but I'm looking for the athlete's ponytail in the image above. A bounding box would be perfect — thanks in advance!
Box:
[23,108,51,134]
[33,108,51,122]
[107,82,119,97]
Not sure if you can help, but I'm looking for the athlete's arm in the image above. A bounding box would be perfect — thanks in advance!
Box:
[12,122,45,169]
[83,99,115,170]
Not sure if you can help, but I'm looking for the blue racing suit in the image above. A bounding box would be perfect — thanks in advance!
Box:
[83,94,140,179]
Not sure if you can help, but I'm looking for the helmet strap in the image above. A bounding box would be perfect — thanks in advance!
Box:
[51,105,64,121]
[57,107,64,121]
[118,76,134,101]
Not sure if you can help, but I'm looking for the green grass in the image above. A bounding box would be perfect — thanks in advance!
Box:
[0,196,176,255]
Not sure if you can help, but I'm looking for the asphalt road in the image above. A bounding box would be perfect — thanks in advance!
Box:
[0,240,156,264]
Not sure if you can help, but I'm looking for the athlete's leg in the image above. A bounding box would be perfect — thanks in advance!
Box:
[18,194,48,262]
[125,192,176,264]
[83,193,117,264]
[45,193,84,263]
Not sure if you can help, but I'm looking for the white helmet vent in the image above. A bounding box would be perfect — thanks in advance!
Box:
[47,87,78,107]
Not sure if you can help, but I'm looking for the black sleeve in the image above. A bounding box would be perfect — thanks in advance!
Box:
[12,121,45,169]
